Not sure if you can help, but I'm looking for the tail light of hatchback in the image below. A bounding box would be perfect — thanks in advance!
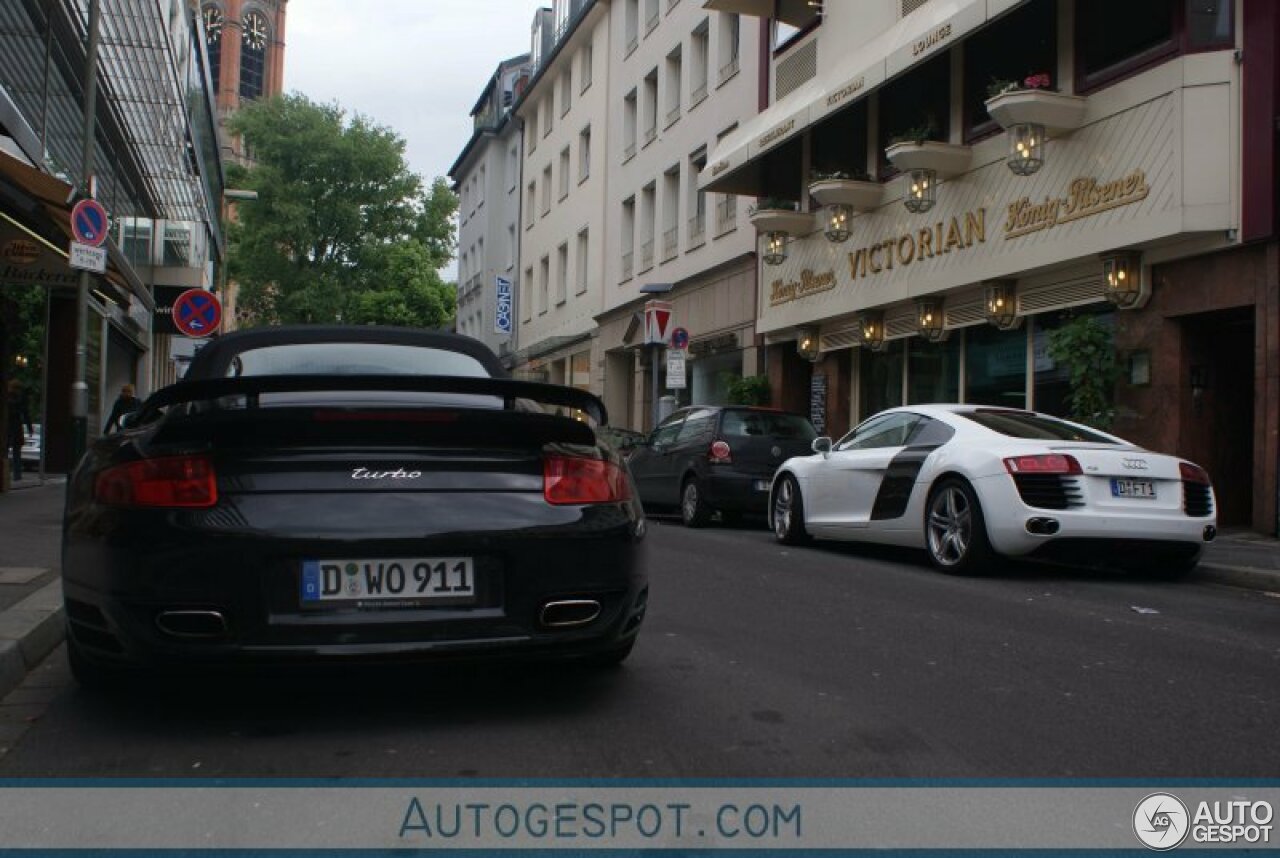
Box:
[544,455,632,505]
[1003,454,1083,475]
[94,454,218,508]
[1179,462,1211,484]
[708,440,732,464]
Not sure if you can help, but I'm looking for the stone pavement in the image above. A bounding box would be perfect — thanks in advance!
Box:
[0,477,1275,700]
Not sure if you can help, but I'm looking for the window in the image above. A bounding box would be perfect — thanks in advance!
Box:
[522,266,534,321]
[859,340,906,417]
[560,72,572,117]
[556,243,569,305]
[665,46,683,127]
[526,181,536,228]
[528,110,538,153]
[625,0,639,53]
[1076,0,1176,92]
[836,412,921,451]
[507,224,516,270]
[201,5,223,94]
[688,148,707,246]
[642,69,658,146]
[544,98,553,136]
[580,43,593,92]
[1187,0,1233,50]
[228,344,489,378]
[623,90,638,160]
[239,10,268,100]
[621,196,636,281]
[965,324,1027,408]
[640,182,656,271]
[539,255,550,314]
[559,147,571,199]
[477,165,486,208]
[718,13,740,83]
[579,126,591,181]
[507,145,518,191]
[907,336,961,404]
[811,99,868,179]
[963,0,1057,141]
[877,52,950,178]
[650,411,684,445]
[722,411,817,441]
[662,165,680,262]
[691,20,710,106]
[645,0,660,34]
[541,165,552,214]
[958,410,1115,444]
[772,0,821,53]
[1031,307,1116,418]
[575,228,589,294]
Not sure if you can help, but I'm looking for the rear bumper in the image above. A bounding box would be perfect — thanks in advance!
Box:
[700,468,774,513]
[63,496,648,669]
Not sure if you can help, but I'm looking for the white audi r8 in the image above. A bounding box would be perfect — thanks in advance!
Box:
[769,405,1217,576]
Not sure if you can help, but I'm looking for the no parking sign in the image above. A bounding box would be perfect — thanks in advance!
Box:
[172,289,222,337]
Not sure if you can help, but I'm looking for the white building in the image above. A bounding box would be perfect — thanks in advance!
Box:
[451,53,533,358]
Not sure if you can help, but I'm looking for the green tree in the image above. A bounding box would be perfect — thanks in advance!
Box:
[226,94,457,328]
[1046,314,1119,429]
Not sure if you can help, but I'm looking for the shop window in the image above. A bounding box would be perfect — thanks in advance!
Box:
[1030,307,1116,418]
[877,53,950,179]
[964,325,1027,408]
[859,340,905,417]
[907,336,960,405]
[1076,0,1176,93]
[1187,0,1233,50]
[811,100,869,181]
[963,0,1056,142]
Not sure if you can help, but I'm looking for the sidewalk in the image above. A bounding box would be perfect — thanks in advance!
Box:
[0,479,66,700]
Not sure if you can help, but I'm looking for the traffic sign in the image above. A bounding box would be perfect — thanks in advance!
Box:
[671,327,690,349]
[172,288,222,337]
[666,349,687,389]
[68,241,107,273]
[644,300,672,345]
[70,199,109,247]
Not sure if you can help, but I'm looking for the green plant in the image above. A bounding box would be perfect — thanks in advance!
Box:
[752,196,798,212]
[811,168,873,183]
[1046,314,1120,429]
[724,374,771,406]
[888,121,940,146]
[987,72,1056,99]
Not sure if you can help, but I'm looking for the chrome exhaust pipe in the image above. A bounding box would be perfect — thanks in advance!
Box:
[540,599,602,628]
[1025,517,1060,536]
[155,610,228,638]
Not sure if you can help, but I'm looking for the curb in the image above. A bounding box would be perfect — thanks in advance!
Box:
[1193,562,1280,594]
[0,580,64,700]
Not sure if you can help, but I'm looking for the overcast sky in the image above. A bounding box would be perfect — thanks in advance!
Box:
[285,1,538,276]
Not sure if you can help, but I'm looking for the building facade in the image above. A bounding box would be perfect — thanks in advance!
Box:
[198,0,288,165]
[595,0,760,431]
[700,0,1279,532]
[451,54,533,358]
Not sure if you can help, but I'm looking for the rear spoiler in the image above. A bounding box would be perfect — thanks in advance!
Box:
[139,374,609,425]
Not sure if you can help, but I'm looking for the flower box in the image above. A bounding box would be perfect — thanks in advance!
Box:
[984,89,1087,133]
[884,141,972,178]
[808,179,883,211]
[748,207,815,235]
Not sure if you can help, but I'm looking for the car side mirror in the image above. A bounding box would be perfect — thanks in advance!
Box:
[120,411,141,430]
[812,436,833,457]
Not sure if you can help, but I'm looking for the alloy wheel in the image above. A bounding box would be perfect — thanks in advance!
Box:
[927,485,972,567]
[773,479,793,540]
[682,482,699,523]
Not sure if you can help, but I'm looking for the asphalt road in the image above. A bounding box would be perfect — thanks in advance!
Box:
[2,517,1278,778]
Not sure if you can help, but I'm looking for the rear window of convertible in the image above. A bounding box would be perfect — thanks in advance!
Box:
[227,343,491,378]
[959,410,1113,443]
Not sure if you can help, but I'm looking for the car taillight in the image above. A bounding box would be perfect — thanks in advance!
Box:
[1003,454,1083,475]
[543,456,631,505]
[1179,462,1211,484]
[708,440,732,464]
[94,454,218,508]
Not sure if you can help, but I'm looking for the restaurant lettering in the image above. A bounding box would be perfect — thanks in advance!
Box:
[847,209,986,281]
[770,269,837,306]
[758,119,796,150]
[912,23,952,57]
[826,76,866,108]
[1004,170,1150,239]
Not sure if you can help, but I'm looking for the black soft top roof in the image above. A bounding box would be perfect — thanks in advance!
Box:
[184,325,508,381]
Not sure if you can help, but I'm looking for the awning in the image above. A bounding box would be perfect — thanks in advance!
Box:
[700,0,1020,195]
[701,0,773,19]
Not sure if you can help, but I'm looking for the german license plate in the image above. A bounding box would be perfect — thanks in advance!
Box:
[1111,478,1156,499]
[300,557,475,608]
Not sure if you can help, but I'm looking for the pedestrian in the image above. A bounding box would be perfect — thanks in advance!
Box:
[103,383,142,434]
[6,379,32,481]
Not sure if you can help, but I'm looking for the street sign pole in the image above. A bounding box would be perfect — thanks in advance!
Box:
[70,0,101,467]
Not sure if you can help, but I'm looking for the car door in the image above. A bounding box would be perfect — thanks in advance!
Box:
[807,412,923,530]
[627,410,686,507]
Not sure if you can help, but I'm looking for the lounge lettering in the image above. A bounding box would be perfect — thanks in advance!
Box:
[1005,170,1150,239]
[846,209,986,281]
[912,23,952,57]
[770,269,837,306]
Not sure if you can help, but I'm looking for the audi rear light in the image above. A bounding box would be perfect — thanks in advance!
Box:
[1179,462,1211,485]
[94,454,218,508]
[708,440,732,464]
[544,456,632,505]
[1003,454,1083,475]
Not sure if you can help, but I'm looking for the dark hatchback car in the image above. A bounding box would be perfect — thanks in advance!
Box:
[627,406,817,527]
[62,326,647,685]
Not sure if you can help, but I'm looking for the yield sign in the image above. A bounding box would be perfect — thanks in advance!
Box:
[172,289,222,337]
[644,300,672,345]
[70,199,109,247]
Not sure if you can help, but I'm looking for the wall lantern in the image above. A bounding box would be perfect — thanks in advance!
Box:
[763,231,788,265]
[903,168,936,214]
[796,325,820,362]
[823,204,852,243]
[1007,123,1045,176]
[916,297,947,342]
[983,280,1020,330]
[859,310,885,351]
[1101,251,1146,308]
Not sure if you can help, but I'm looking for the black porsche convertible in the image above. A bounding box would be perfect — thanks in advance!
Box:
[62,326,648,685]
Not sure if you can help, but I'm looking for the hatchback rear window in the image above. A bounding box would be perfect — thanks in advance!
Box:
[959,409,1114,443]
[227,343,491,378]
[721,411,816,441]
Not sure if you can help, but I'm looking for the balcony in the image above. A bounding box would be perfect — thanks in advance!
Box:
[621,251,634,282]
[662,227,679,262]
[688,214,706,249]
[715,196,737,236]
[639,240,654,272]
